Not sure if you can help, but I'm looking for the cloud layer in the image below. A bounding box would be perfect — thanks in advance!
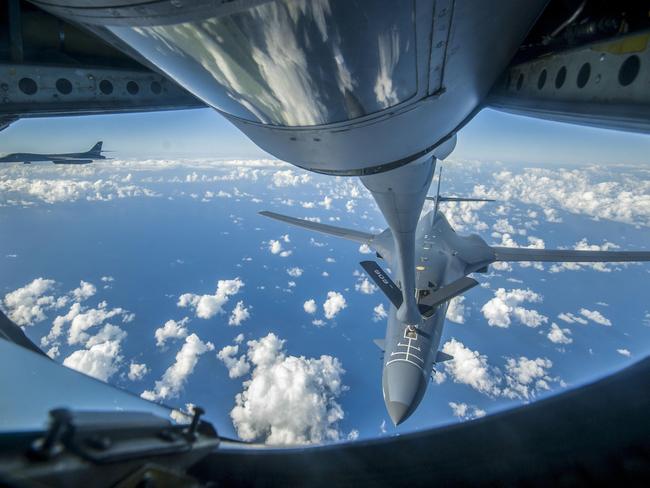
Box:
[225,333,347,445]
[142,333,215,401]
[178,278,244,319]
[481,288,547,328]
[442,338,560,401]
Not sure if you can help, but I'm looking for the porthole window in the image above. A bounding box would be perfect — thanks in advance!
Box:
[99,80,113,95]
[576,62,590,88]
[56,78,73,95]
[18,77,38,95]
[150,81,162,94]
[619,55,640,87]
[555,66,566,89]
[537,69,547,90]
[127,81,139,95]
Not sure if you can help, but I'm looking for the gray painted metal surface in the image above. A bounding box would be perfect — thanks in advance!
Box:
[32,0,548,173]
[488,31,650,133]
[0,63,203,120]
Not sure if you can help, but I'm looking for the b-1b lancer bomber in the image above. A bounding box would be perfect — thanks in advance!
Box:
[0,141,106,165]
[261,161,650,425]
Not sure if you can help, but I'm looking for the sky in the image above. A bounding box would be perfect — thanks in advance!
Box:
[1,108,650,445]
[1,107,649,164]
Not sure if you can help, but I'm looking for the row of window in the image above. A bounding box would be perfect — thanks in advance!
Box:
[14,77,164,96]
[511,54,641,92]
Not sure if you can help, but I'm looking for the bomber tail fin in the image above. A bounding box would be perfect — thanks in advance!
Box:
[427,166,494,226]
[87,141,103,156]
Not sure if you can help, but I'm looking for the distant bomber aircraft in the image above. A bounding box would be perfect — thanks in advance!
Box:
[0,141,106,165]
[261,163,650,425]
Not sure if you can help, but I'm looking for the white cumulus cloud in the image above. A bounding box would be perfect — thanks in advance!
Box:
[449,402,486,420]
[323,291,347,319]
[272,169,311,187]
[229,333,347,445]
[502,357,555,401]
[481,288,547,328]
[547,323,573,344]
[303,299,317,314]
[178,278,244,319]
[557,312,588,325]
[3,278,57,326]
[616,348,631,357]
[229,301,251,326]
[0,177,159,205]
[155,317,189,347]
[217,343,251,378]
[355,277,377,295]
[579,308,612,326]
[286,267,303,277]
[71,281,97,301]
[268,240,283,254]
[358,243,372,254]
[66,303,130,346]
[373,303,388,322]
[442,339,500,396]
[475,166,650,227]
[142,333,214,401]
[446,296,466,324]
[268,239,292,257]
[63,324,127,382]
[128,362,150,381]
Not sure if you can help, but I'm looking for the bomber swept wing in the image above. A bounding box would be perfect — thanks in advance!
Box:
[52,159,93,165]
[259,211,376,245]
[491,247,650,263]
[425,196,495,203]
[429,168,650,266]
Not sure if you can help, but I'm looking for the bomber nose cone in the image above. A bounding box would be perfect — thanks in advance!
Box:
[386,401,410,426]
[383,361,427,425]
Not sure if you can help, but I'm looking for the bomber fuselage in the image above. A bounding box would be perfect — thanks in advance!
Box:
[0,152,101,164]
[377,210,490,424]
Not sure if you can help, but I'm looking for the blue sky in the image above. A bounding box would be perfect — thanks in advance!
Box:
[1,108,649,164]
[1,142,649,443]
